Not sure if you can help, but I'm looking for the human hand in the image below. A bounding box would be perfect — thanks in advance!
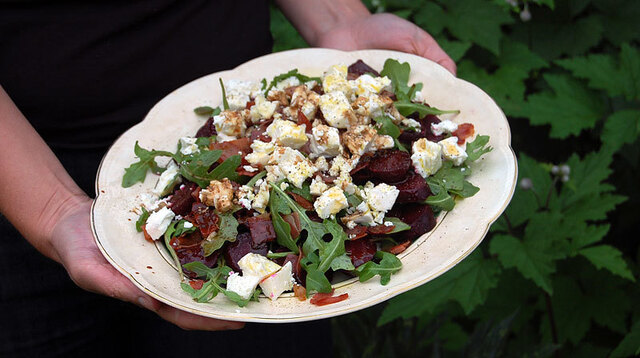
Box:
[49,197,245,331]
[315,13,456,75]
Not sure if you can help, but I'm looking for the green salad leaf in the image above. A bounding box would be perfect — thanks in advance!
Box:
[269,186,299,253]
[373,115,408,152]
[122,141,174,187]
[135,207,150,232]
[355,251,403,285]
[193,106,221,116]
[219,78,229,110]
[385,217,411,234]
[465,135,493,163]
[264,69,322,95]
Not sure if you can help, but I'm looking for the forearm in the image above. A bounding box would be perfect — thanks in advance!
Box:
[275,0,370,46]
[0,86,87,262]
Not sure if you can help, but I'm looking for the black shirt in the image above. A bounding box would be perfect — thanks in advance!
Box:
[0,0,273,149]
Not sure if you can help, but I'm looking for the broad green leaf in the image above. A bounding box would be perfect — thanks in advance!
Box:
[378,251,500,325]
[355,251,402,285]
[511,14,603,60]
[438,322,469,351]
[569,223,610,253]
[543,276,591,344]
[556,43,640,101]
[519,74,606,138]
[489,234,555,294]
[202,213,238,256]
[611,321,640,358]
[413,2,446,35]
[440,0,514,55]
[602,110,640,152]
[579,245,635,281]
[498,38,549,73]
[593,0,640,45]
[435,38,472,62]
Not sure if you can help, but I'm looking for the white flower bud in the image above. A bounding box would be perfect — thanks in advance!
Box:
[520,177,533,190]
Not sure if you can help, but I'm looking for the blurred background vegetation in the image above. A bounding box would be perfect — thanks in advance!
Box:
[271,1,640,356]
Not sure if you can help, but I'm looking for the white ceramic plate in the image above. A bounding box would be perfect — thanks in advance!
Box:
[91,48,517,323]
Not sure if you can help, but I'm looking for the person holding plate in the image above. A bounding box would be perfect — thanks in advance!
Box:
[0,0,454,356]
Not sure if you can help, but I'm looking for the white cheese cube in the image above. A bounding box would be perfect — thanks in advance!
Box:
[213,110,246,140]
[225,79,262,110]
[179,137,199,155]
[152,161,181,196]
[266,119,308,149]
[238,253,281,279]
[245,140,276,167]
[226,273,261,300]
[259,262,295,301]
[310,124,342,158]
[252,180,270,214]
[411,138,443,178]
[145,207,175,240]
[322,64,351,96]
[268,147,316,188]
[310,176,329,196]
[363,182,399,212]
[431,120,459,136]
[314,186,348,219]
[439,137,468,166]
[350,74,391,96]
[249,94,278,123]
[319,91,354,129]
[401,118,421,130]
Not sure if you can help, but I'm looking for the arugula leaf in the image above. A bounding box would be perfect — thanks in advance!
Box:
[424,186,455,211]
[135,207,150,232]
[246,170,266,187]
[219,78,229,110]
[384,217,411,234]
[465,135,493,163]
[195,136,216,148]
[301,252,332,294]
[395,102,460,117]
[450,180,480,198]
[346,193,363,207]
[272,183,327,256]
[193,106,221,116]
[329,253,355,271]
[317,218,348,273]
[264,69,321,95]
[178,151,241,187]
[208,154,242,182]
[269,187,299,253]
[355,251,402,285]
[373,115,407,152]
[380,59,414,102]
[202,213,239,256]
[180,262,233,303]
[122,141,174,187]
[267,251,295,259]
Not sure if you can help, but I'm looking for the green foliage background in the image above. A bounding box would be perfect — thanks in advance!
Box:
[271,1,640,356]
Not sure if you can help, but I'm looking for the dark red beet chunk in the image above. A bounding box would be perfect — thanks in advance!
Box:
[170,231,219,277]
[368,149,412,183]
[388,203,436,241]
[195,117,217,138]
[224,231,268,272]
[168,182,199,216]
[186,202,219,239]
[347,59,381,80]
[345,238,377,267]
[367,224,395,235]
[246,215,276,246]
[350,152,373,184]
[346,225,368,240]
[394,171,431,203]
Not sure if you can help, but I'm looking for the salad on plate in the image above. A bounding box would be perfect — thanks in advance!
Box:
[122,58,492,307]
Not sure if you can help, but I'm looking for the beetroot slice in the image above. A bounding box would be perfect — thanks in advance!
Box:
[388,203,436,241]
[368,149,412,183]
[170,231,219,277]
[186,202,219,239]
[398,114,445,144]
[246,215,277,246]
[224,231,268,272]
[347,59,381,80]
[345,238,377,268]
[167,182,198,216]
[394,171,431,203]
[195,117,216,138]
